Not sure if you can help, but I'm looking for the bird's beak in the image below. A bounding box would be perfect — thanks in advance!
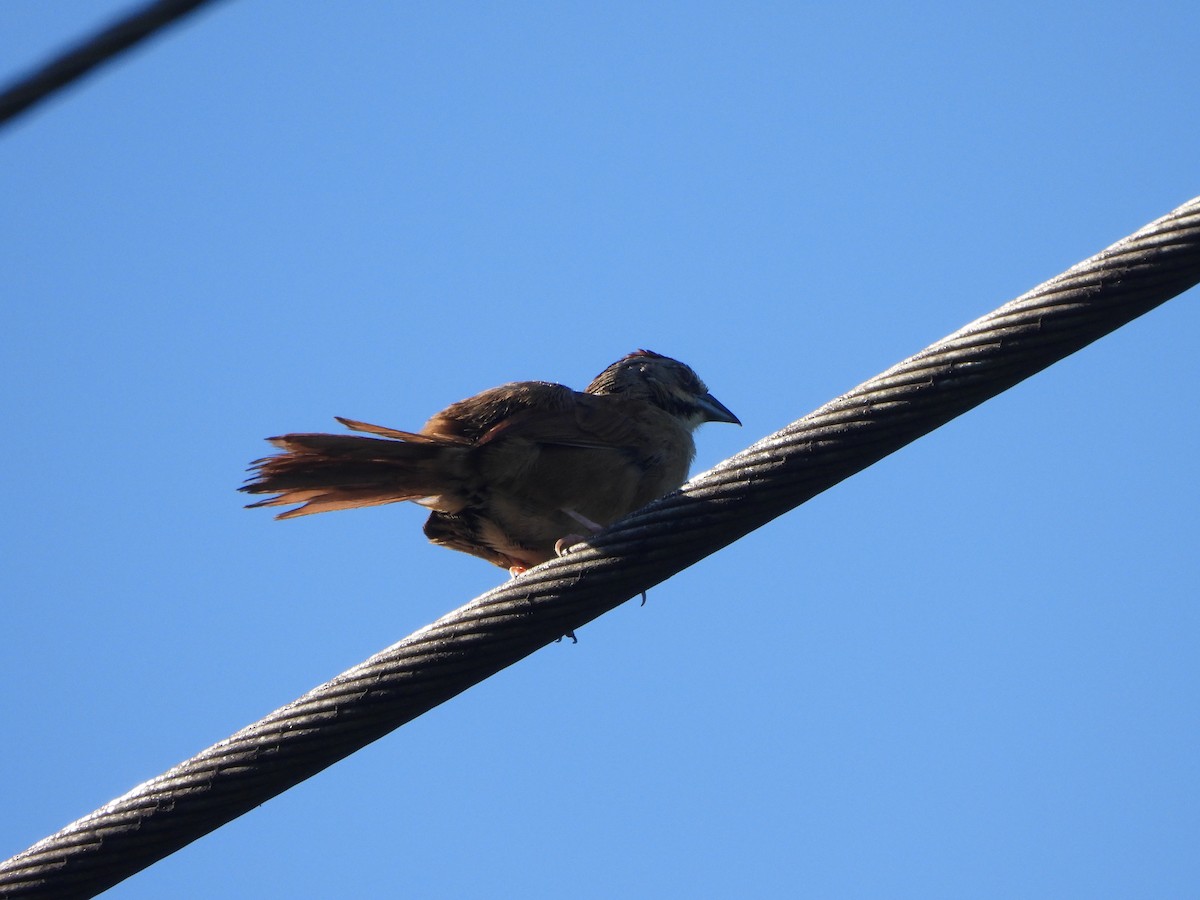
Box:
[697,392,741,426]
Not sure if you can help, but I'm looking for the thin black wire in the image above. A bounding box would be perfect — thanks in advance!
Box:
[0,0,226,129]
[2,196,1198,899]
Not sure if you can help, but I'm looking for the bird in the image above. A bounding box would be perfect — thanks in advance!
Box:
[240,350,740,575]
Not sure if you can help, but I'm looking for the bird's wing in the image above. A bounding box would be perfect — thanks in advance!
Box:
[422,381,580,442]
[476,392,644,452]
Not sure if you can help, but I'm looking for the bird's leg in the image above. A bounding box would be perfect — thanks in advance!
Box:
[561,508,605,533]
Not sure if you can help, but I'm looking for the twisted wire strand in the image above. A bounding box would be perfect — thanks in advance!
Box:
[0,0,225,128]
[2,196,1198,898]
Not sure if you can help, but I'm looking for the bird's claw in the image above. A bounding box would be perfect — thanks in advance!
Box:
[554,535,587,557]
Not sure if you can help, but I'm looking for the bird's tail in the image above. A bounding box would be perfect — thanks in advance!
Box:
[240,417,470,519]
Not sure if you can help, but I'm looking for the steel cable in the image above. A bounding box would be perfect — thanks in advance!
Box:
[2,195,1198,898]
[0,0,226,129]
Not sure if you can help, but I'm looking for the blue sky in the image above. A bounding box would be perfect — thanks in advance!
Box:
[2,3,1198,897]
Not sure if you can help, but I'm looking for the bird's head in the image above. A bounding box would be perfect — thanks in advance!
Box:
[586,350,741,429]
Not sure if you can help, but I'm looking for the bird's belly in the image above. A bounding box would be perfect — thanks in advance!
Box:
[471,442,689,563]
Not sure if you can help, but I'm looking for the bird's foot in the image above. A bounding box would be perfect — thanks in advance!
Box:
[555,509,606,557]
[554,528,648,607]
[507,563,576,640]
[554,534,587,557]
